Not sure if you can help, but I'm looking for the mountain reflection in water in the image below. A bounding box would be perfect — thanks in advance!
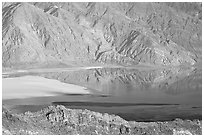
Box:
[3,66,202,121]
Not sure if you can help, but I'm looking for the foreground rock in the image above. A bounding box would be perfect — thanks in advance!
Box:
[2,105,202,135]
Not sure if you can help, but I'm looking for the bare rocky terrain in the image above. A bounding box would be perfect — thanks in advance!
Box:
[2,105,202,135]
[2,2,202,69]
[2,2,202,135]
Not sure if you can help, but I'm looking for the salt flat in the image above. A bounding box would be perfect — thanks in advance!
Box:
[2,76,90,100]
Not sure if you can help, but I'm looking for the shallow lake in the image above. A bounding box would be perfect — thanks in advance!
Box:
[2,67,202,122]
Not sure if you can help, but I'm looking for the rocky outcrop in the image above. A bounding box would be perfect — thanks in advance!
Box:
[2,105,202,135]
[2,2,202,69]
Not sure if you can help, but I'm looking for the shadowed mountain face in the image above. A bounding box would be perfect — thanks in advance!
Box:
[2,2,202,69]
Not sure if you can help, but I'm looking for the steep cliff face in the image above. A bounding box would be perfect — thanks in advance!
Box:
[2,2,202,69]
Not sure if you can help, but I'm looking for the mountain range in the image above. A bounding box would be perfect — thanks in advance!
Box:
[2,2,202,69]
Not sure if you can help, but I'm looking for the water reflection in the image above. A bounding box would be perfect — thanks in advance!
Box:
[27,67,199,93]
[4,66,201,104]
[3,66,202,121]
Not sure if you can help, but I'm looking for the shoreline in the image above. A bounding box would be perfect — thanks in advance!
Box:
[2,64,197,74]
[3,103,201,123]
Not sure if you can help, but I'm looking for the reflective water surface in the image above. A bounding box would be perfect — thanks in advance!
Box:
[2,66,202,121]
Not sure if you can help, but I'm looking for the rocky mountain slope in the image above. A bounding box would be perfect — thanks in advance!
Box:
[2,2,202,69]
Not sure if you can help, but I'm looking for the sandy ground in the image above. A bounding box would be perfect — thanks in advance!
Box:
[2,76,90,100]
